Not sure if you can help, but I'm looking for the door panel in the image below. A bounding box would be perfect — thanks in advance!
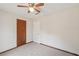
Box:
[17,19,26,47]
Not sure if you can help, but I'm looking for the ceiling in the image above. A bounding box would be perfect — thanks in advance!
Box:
[0,3,79,18]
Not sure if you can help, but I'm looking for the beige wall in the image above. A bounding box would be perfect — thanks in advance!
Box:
[33,6,79,54]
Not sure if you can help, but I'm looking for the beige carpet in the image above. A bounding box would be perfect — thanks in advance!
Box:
[0,42,74,56]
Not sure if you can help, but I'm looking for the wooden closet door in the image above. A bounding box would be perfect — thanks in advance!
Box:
[17,19,26,47]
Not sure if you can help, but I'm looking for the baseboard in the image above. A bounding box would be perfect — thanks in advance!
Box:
[40,43,79,56]
[26,41,33,44]
[0,47,17,54]
[0,41,33,54]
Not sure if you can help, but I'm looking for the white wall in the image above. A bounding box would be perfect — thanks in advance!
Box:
[33,21,40,43]
[26,19,33,42]
[0,10,17,52]
[0,10,33,53]
[33,6,79,54]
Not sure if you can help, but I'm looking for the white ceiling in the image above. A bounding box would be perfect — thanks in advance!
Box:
[0,3,79,18]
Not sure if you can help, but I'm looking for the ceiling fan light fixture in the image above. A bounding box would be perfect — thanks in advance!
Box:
[29,7,35,12]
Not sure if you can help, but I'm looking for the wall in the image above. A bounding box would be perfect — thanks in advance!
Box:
[0,10,17,52]
[0,10,33,53]
[33,21,40,43]
[26,19,33,42]
[33,6,79,54]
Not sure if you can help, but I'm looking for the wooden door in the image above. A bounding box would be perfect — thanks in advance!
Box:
[17,19,26,47]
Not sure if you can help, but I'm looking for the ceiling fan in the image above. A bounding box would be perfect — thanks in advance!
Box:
[17,3,44,15]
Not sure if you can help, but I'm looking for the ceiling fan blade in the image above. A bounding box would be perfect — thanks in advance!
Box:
[34,8,40,15]
[35,3,44,7]
[17,5,28,7]
[34,8,40,13]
